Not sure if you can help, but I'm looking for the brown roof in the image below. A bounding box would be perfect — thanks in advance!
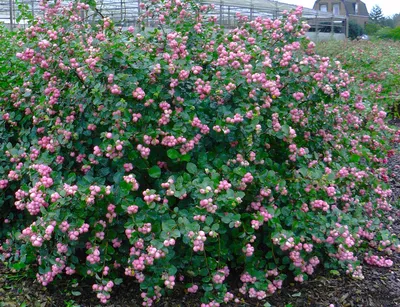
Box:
[314,0,369,17]
[344,0,369,16]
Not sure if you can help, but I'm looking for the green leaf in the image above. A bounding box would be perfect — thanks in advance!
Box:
[329,269,340,276]
[71,291,82,296]
[221,214,232,224]
[12,262,26,270]
[299,167,308,177]
[167,149,180,159]
[281,124,290,135]
[211,223,219,231]
[181,154,191,162]
[148,166,161,178]
[168,265,177,276]
[99,167,111,177]
[162,219,177,232]
[282,256,290,264]
[113,172,124,184]
[171,229,181,238]
[186,162,198,174]
[67,172,77,183]
[349,154,360,163]
[202,284,213,291]
[206,216,214,225]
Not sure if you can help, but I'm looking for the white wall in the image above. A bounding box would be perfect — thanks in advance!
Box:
[306,32,346,41]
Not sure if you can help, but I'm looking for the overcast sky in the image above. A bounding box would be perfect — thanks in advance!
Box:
[286,0,400,16]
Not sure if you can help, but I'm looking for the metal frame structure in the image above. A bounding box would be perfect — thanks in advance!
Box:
[0,0,348,37]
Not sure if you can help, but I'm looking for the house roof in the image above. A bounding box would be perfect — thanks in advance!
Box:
[314,0,369,17]
[343,0,369,16]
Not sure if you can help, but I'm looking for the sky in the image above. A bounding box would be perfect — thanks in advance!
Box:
[285,0,400,16]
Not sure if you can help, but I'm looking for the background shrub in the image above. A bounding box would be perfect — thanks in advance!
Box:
[377,26,400,40]
[365,22,382,35]
[0,0,399,305]
[348,20,364,39]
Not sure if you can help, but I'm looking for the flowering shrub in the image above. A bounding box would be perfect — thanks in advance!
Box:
[0,0,399,305]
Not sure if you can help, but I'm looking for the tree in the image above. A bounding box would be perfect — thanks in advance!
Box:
[382,16,395,28]
[348,20,364,39]
[370,5,384,24]
[392,13,400,27]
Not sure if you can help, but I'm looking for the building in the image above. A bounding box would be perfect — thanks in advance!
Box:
[313,0,369,27]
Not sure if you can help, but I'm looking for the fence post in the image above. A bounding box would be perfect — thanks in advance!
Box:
[219,0,223,26]
[227,6,230,28]
[120,0,123,24]
[9,0,13,30]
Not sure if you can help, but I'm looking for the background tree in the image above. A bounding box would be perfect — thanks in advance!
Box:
[382,17,395,28]
[392,13,400,27]
[370,5,384,25]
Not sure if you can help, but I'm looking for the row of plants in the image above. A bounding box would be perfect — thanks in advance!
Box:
[0,0,399,305]
[316,39,400,118]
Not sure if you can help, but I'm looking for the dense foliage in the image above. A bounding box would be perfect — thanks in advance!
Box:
[376,26,400,41]
[0,0,399,305]
[348,21,364,40]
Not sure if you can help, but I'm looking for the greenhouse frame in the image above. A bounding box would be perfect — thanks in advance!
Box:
[0,0,348,40]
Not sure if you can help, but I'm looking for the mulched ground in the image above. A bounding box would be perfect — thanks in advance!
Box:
[1,121,400,307]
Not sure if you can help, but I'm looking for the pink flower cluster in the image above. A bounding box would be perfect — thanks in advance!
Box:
[364,254,393,267]
[188,230,206,252]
